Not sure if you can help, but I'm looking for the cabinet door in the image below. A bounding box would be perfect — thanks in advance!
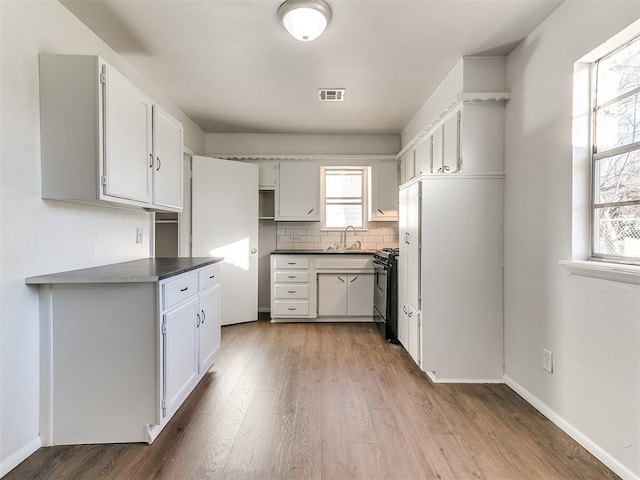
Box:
[347,274,374,316]
[276,162,320,221]
[406,182,421,310]
[103,64,152,203]
[398,186,409,302]
[369,162,399,221]
[163,297,198,417]
[258,160,279,189]
[414,141,430,176]
[153,106,184,210]
[198,284,220,373]
[398,300,409,348]
[407,306,420,367]
[317,274,347,316]
[432,126,443,174]
[442,111,460,173]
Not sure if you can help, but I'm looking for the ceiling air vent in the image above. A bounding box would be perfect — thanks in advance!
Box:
[318,88,346,102]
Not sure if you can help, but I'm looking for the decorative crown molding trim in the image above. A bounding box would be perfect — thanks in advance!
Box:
[210,154,398,162]
[397,91,510,160]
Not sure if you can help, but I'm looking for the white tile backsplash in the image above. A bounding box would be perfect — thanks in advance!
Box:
[276,221,399,251]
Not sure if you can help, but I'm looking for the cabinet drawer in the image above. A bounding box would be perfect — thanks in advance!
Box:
[274,284,309,299]
[274,301,309,316]
[274,271,309,283]
[198,264,220,291]
[274,257,309,269]
[163,273,198,310]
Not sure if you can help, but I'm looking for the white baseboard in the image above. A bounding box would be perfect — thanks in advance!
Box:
[425,370,504,383]
[504,375,638,480]
[0,437,41,478]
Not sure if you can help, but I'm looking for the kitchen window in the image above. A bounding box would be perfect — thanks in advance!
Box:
[592,35,640,264]
[321,166,367,229]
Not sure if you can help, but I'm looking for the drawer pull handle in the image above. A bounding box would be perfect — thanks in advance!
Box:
[378,209,384,215]
[196,313,201,327]
[209,275,215,279]
[288,275,296,278]
[287,262,296,265]
[308,209,314,215]
[350,277,358,282]
[338,277,345,283]
[288,307,296,311]
[180,287,188,292]
[288,290,296,293]
[201,309,206,323]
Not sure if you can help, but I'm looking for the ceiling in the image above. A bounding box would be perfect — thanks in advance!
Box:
[60,0,563,135]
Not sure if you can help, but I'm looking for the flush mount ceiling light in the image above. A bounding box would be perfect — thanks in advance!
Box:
[277,0,332,42]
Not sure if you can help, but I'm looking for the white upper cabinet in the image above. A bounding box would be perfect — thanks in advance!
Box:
[442,110,460,173]
[369,161,399,222]
[276,161,320,221]
[39,54,183,212]
[258,160,279,189]
[152,106,184,210]
[414,140,430,176]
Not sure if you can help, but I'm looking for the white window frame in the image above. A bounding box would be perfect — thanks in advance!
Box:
[320,166,369,231]
[591,35,640,265]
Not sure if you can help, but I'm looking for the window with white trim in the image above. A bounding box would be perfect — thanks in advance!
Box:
[592,36,640,263]
[321,166,367,229]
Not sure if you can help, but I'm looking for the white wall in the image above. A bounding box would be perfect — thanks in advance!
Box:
[504,1,640,478]
[0,1,205,475]
[206,133,400,156]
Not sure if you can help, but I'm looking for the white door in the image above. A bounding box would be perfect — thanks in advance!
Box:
[192,156,259,325]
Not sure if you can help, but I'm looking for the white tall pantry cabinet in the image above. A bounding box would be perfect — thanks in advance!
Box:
[397,56,507,382]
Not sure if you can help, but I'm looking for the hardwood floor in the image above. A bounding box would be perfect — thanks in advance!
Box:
[7,318,618,480]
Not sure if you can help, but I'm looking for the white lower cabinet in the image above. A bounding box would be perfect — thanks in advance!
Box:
[160,266,221,420]
[271,254,374,321]
[34,261,221,446]
[398,300,421,367]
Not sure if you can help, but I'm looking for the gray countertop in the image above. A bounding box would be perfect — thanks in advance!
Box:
[271,250,374,255]
[26,257,224,284]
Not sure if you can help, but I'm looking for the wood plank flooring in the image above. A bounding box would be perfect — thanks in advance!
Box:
[6,318,619,480]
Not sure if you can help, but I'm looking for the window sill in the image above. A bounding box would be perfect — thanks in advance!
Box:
[559,260,640,286]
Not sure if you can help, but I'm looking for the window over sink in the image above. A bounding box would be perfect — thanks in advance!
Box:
[320,166,368,229]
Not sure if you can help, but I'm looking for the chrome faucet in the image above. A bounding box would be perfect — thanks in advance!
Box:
[343,225,356,248]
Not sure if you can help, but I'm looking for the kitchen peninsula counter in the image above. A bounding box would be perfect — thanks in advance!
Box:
[26,257,223,284]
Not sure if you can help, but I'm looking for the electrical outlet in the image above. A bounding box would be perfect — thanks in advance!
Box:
[136,227,143,244]
[290,230,300,239]
[542,348,553,373]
